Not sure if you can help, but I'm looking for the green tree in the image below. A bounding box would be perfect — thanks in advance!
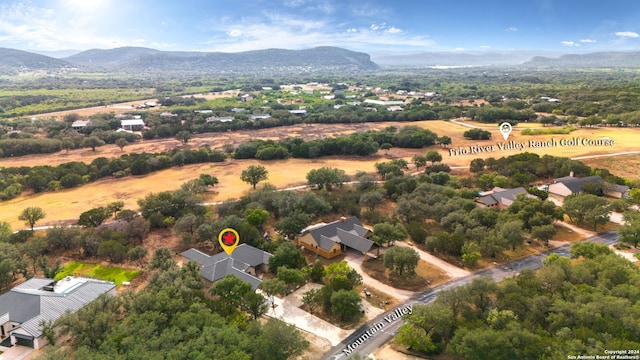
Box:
[241,165,268,189]
[277,267,306,293]
[437,136,452,147]
[383,246,420,275]
[413,155,427,170]
[425,150,443,164]
[258,278,287,311]
[127,246,148,267]
[306,167,349,191]
[148,247,176,271]
[380,143,392,154]
[175,130,192,144]
[268,241,307,272]
[209,275,252,316]
[619,211,640,248]
[496,219,525,251]
[302,288,320,314]
[330,289,362,322]
[274,211,310,238]
[241,291,268,320]
[461,242,481,267]
[82,136,105,151]
[396,323,436,354]
[97,240,127,263]
[323,261,362,291]
[245,208,269,230]
[115,138,128,152]
[531,224,556,245]
[256,318,309,360]
[470,158,485,173]
[371,222,407,256]
[359,189,385,211]
[562,194,610,230]
[19,206,46,231]
[106,201,125,218]
[77,207,110,227]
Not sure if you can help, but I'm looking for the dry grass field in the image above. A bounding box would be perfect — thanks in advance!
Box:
[2,119,639,230]
[581,153,640,179]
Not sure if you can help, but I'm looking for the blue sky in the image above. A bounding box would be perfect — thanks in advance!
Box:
[1,0,639,54]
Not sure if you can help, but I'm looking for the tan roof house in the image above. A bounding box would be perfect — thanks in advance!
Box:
[296,217,374,259]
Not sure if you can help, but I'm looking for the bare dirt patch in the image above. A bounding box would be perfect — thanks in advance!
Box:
[361,256,450,292]
[295,330,332,360]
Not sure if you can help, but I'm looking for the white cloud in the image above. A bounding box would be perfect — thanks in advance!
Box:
[132,39,145,43]
[561,41,579,47]
[0,1,141,50]
[615,31,639,38]
[580,39,596,43]
[227,29,243,37]
[385,27,403,34]
[479,45,492,49]
[204,17,434,53]
[454,47,465,52]
[283,0,308,7]
[506,27,518,32]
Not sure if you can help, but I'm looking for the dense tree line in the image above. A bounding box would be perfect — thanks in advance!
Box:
[395,243,640,359]
[233,126,438,160]
[0,146,226,200]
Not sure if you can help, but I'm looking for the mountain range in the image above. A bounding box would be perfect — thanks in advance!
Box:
[2,46,640,76]
[0,46,378,76]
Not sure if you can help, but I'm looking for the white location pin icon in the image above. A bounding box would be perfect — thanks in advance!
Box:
[499,122,512,141]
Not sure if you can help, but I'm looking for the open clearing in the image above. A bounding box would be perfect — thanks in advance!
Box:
[54,261,140,286]
[2,120,639,230]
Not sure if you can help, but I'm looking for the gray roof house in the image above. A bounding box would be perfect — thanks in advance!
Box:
[548,174,630,199]
[0,277,116,349]
[180,244,272,289]
[475,187,535,208]
[296,217,374,258]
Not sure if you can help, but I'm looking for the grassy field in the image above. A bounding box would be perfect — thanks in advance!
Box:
[2,120,639,230]
[55,261,140,285]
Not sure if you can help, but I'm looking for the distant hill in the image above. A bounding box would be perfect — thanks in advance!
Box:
[0,48,74,74]
[522,51,640,68]
[28,49,82,59]
[63,46,378,75]
[372,50,562,67]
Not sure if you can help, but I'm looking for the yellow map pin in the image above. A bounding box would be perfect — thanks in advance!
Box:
[218,228,240,255]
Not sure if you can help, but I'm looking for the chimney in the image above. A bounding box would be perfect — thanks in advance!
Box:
[569,171,574,177]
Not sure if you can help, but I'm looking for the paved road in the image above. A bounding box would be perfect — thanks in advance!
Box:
[321,231,619,360]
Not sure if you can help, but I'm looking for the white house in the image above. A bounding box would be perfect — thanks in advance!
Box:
[120,119,145,132]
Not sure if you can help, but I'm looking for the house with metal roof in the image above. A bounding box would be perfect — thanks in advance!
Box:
[475,187,535,209]
[296,217,374,259]
[120,118,145,132]
[180,244,272,289]
[549,174,630,199]
[0,277,116,349]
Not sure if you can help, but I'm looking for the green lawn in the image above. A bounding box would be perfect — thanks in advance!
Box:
[55,261,140,285]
